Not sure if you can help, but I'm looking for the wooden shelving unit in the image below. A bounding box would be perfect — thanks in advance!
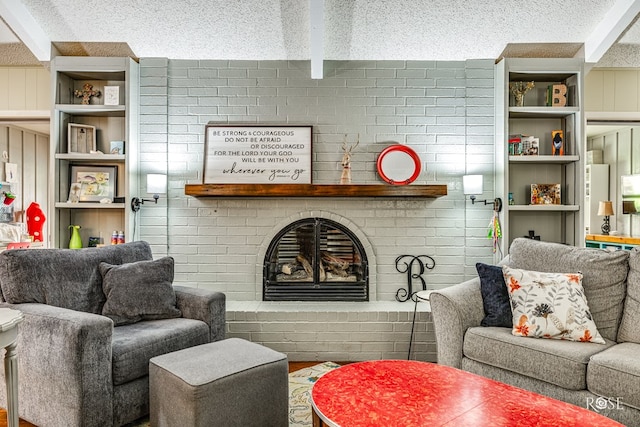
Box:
[50,56,139,248]
[185,184,448,198]
[495,58,584,250]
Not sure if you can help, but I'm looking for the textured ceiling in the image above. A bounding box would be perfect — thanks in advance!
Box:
[1,0,640,66]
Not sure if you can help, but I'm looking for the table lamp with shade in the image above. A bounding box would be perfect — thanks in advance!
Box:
[623,200,637,214]
[597,201,614,235]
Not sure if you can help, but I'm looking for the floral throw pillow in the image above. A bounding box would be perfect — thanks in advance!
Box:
[502,266,605,344]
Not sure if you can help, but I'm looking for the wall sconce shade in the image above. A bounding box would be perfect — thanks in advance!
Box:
[597,200,614,235]
[462,174,502,212]
[463,175,483,195]
[131,173,167,212]
[147,174,167,195]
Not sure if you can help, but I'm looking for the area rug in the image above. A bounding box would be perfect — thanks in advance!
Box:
[289,361,342,427]
[124,361,340,427]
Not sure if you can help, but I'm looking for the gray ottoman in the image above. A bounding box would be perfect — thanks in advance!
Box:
[149,338,289,427]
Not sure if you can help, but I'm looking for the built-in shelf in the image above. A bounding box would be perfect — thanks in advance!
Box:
[55,202,126,209]
[184,184,448,198]
[508,106,580,118]
[55,104,126,117]
[55,153,125,162]
[508,204,579,212]
[508,155,580,164]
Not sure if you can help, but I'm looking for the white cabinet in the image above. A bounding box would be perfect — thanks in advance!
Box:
[49,57,139,248]
[585,164,609,235]
[495,58,584,251]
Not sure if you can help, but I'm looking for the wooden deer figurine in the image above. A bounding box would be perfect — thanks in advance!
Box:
[340,134,360,184]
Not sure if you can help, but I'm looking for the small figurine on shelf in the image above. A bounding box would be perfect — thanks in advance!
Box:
[509,81,535,107]
[339,134,359,185]
[552,130,564,155]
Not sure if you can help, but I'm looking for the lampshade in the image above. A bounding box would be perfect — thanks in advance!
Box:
[146,174,167,195]
[597,201,614,216]
[462,175,483,195]
[623,200,637,214]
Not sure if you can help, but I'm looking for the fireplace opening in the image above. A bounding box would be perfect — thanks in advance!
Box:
[263,218,368,301]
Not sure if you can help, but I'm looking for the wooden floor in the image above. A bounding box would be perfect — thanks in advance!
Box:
[0,361,330,427]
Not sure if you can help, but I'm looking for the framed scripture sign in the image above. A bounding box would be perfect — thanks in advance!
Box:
[204,125,312,184]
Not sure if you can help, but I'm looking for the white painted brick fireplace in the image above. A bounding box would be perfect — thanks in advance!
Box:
[136,58,496,361]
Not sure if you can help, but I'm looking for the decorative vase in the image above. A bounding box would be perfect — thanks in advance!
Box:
[69,225,82,249]
[509,81,535,107]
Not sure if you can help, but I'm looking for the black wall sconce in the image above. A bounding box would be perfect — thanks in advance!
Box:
[131,173,167,212]
[463,175,502,212]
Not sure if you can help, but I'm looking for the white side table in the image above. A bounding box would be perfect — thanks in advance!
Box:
[0,308,23,427]
[408,290,433,360]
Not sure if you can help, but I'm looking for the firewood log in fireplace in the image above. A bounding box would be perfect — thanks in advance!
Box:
[321,251,349,277]
[319,258,326,282]
[296,255,314,277]
[281,263,297,275]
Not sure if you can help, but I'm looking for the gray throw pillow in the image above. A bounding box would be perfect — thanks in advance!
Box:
[100,257,182,326]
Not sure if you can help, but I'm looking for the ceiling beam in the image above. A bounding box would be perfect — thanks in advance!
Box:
[309,0,324,79]
[0,0,51,61]
[584,0,640,64]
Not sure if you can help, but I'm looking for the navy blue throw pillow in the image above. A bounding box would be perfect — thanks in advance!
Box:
[476,263,512,327]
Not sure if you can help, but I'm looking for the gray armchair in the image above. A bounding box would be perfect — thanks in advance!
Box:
[0,241,225,427]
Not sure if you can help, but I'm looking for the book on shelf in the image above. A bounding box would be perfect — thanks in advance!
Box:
[509,134,539,156]
[508,134,522,155]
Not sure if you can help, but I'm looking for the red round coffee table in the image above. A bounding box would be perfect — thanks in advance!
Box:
[311,360,624,427]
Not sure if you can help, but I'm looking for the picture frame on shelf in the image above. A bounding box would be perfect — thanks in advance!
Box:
[5,163,17,183]
[530,184,561,205]
[110,140,125,155]
[521,136,539,156]
[67,182,81,203]
[70,165,117,202]
[103,86,120,106]
[68,124,97,154]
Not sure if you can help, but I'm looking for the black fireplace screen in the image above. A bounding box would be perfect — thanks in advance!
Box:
[263,218,368,301]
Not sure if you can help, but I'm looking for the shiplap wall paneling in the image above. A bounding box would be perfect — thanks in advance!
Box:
[0,67,50,112]
[585,69,640,113]
[0,125,49,238]
[8,127,23,210]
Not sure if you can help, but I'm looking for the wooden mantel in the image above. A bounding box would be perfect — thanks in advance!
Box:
[184,184,447,198]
